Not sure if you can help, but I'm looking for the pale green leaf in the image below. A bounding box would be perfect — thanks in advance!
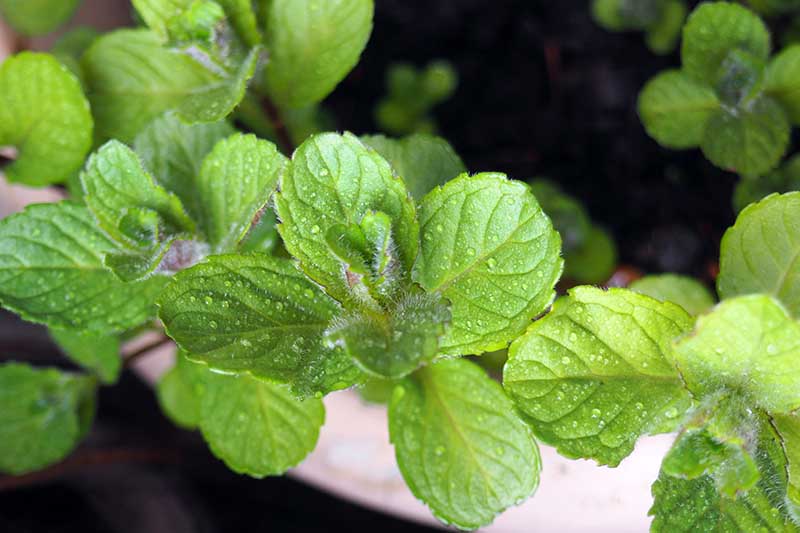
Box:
[0,363,95,475]
[264,0,374,107]
[0,202,168,332]
[158,254,363,397]
[360,133,467,201]
[0,0,80,35]
[134,113,235,223]
[673,294,800,414]
[765,45,800,125]
[504,286,693,466]
[50,328,122,384]
[681,2,770,85]
[638,69,720,149]
[132,0,193,40]
[275,132,418,306]
[773,413,800,515]
[195,133,286,252]
[389,358,540,530]
[562,225,617,285]
[701,97,790,177]
[413,173,563,356]
[82,29,220,142]
[156,351,206,429]
[0,52,92,186]
[327,292,450,379]
[630,274,715,315]
[718,192,800,316]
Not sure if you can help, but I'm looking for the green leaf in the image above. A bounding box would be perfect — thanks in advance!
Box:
[389,358,540,530]
[52,27,100,87]
[529,179,591,254]
[638,69,720,149]
[156,351,206,429]
[414,173,563,356]
[701,97,790,177]
[0,363,95,475]
[82,29,221,143]
[0,202,167,332]
[0,0,80,35]
[674,294,800,414]
[0,52,92,186]
[263,0,374,107]
[645,0,687,55]
[765,45,800,125]
[592,0,626,31]
[650,423,797,532]
[562,226,618,285]
[733,155,800,213]
[681,2,770,85]
[217,0,262,47]
[718,192,800,316]
[132,0,194,41]
[360,134,467,201]
[504,286,693,466]
[327,292,450,379]
[630,274,715,315]
[133,114,235,221]
[773,413,800,515]
[195,133,287,252]
[50,328,122,384]
[199,369,324,477]
[276,132,418,306]
[158,254,363,397]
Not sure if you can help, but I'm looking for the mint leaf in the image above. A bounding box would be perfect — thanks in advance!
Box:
[645,0,686,55]
[733,155,800,213]
[0,363,95,475]
[529,179,591,254]
[0,202,167,332]
[158,254,363,397]
[718,192,800,316]
[681,2,770,85]
[133,113,235,223]
[276,132,418,306]
[52,27,100,87]
[50,328,122,384]
[673,294,800,415]
[504,286,693,466]
[199,369,324,477]
[0,0,80,35]
[630,274,715,315]
[638,69,720,149]
[327,292,450,378]
[132,0,194,41]
[701,96,789,177]
[765,45,800,124]
[82,29,220,142]
[360,134,467,201]
[195,133,287,252]
[413,173,562,356]
[0,53,92,186]
[773,413,800,515]
[389,358,540,530]
[217,0,262,47]
[263,0,374,107]
[157,351,205,429]
[562,226,617,285]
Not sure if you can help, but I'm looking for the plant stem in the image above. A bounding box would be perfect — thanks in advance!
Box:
[123,335,173,368]
[257,93,295,155]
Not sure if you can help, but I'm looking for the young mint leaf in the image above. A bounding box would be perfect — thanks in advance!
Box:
[765,45,800,124]
[562,226,618,284]
[0,0,80,35]
[772,413,800,516]
[133,114,235,223]
[132,0,195,41]
[718,192,800,316]
[638,69,720,149]
[0,202,168,332]
[0,363,95,475]
[82,29,220,142]
[645,0,687,55]
[650,423,796,532]
[0,52,92,186]
[276,132,418,306]
[700,96,789,177]
[263,0,374,107]
[413,173,563,356]
[195,133,286,252]
[326,292,450,379]
[199,369,324,477]
[158,254,363,397]
[630,274,715,315]
[360,134,467,201]
[681,2,770,86]
[504,286,693,466]
[157,351,206,429]
[50,328,122,385]
[389,358,540,530]
[673,294,800,415]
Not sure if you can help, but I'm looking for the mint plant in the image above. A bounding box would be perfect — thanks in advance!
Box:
[639,2,800,177]
[592,0,687,54]
[503,191,800,530]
